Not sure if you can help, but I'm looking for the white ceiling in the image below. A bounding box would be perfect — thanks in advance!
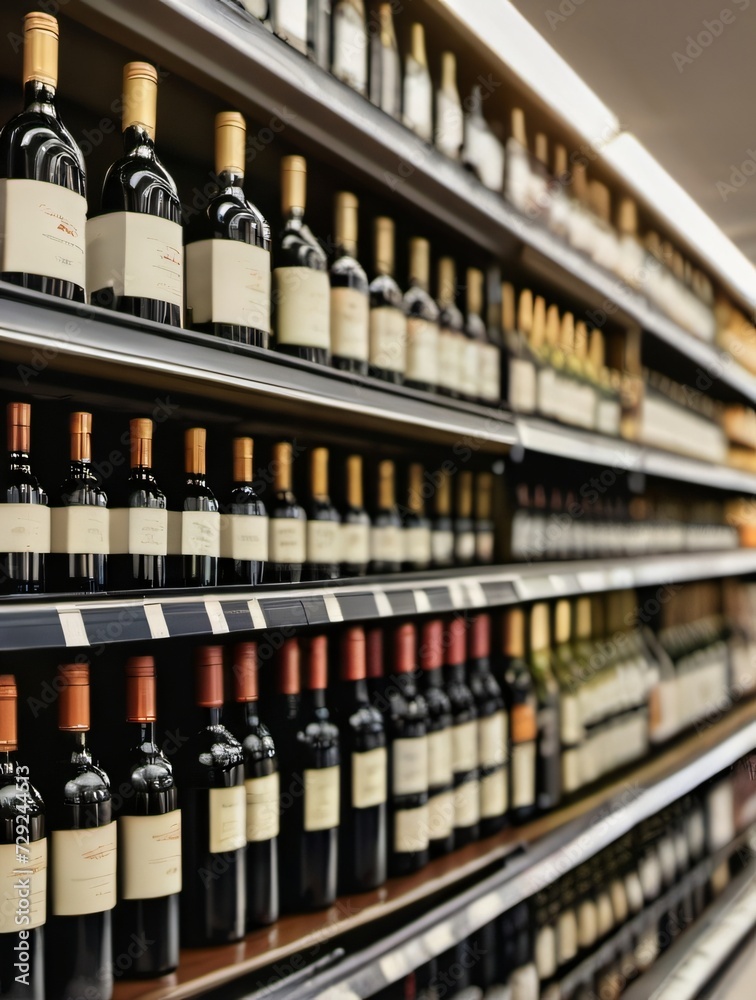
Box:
[510,0,756,262]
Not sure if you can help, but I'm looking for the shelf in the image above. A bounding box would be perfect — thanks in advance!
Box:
[3,549,756,652]
[63,0,756,405]
[110,702,756,1000]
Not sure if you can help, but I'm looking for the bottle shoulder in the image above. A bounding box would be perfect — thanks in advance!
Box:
[101,149,181,220]
[439,303,464,333]
[404,285,440,320]
[125,747,175,793]
[278,220,328,270]
[0,771,44,819]
[369,273,404,308]
[226,484,266,515]
[0,109,86,193]
[330,253,369,290]
[205,188,272,248]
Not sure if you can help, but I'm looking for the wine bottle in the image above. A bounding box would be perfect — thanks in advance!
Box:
[232,643,279,927]
[47,664,115,1000]
[341,454,370,577]
[221,437,268,586]
[109,418,167,591]
[330,192,369,374]
[431,469,455,569]
[51,412,108,593]
[331,0,368,95]
[403,24,432,142]
[461,85,505,193]
[88,63,183,326]
[402,463,432,572]
[469,614,508,837]
[274,156,330,364]
[445,618,480,848]
[1,402,49,595]
[435,52,463,160]
[306,447,341,581]
[337,627,387,893]
[504,284,537,415]
[369,217,407,383]
[179,646,246,945]
[385,623,429,876]
[369,4,401,119]
[475,472,496,565]
[436,257,465,399]
[502,608,537,823]
[186,111,272,346]
[404,238,440,393]
[0,675,46,999]
[269,441,307,583]
[272,0,307,53]
[465,267,488,403]
[529,603,562,812]
[370,460,403,574]
[0,13,86,302]
[505,900,540,1000]
[454,471,475,567]
[308,0,330,69]
[179,428,220,588]
[115,656,180,976]
[552,600,583,798]
[419,620,454,856]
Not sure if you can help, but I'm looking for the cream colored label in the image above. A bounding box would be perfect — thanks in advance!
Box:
[509,357,537,413]
[370,524,403,562]
[535,925,557,980]
[220,513,269,562]
[479,712,507,768]
[51,506,109,555]
[392,736,428,795]
[537,366,556,417]
[454,778,480,828]
[274,266,330,348]
[455,531,476,561]
[560,693,582,744]
[578,900,598,950]
[0,839,46,932]
[181,510,220,558]
[119,811,181,900]
[406,316,439,385]
[394,805,429,853]
[428,790,454,839]
[331,286,369,360]
[87,211,183,314]
[209,785,246,853]
[562,748,581,793]
[52,823,117,916]
[432,529,455,564]
[109,507,167,556]
[403,526,431,563]
[332,4,368,91]
[352,747,387,809]
[304,766,340,831]
[428,729,453,787]
[0,179,86,287]
[557,910,578,964]
[476,530,495,563]
[480,769,507,818]
[597,398,621,437]
[479,342,501,401]
[307,519,340,563]
[461,340,479,398]
[509,963,540,1000]
[452,720,478,773]
[269,517,306,563]
[274,0,307,48]
[511,742,536,808]
[245,772,280,842]
[0,504,50,554]
[438,330,463,393]
[370,306,406,372]
[341,522,370,564]
[185,238,271,331]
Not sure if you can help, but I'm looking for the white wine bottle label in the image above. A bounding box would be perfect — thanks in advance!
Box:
[274,0,307,51]
[535,924,557,980]
[51,823,117,916]
[480,768,507,819]
[269,516,306,563]
[435,89,464,158]
[180,510,220,558]
[597,398,621,436]
[455,531,476,562]
[403,525,431,564]
[427,790,454,840]
[50,506,109,555]
[394,804,429,853]
[245,772,280,842]
[509,963,540,1000]
[431,528,455,565]
[119,811,182,900]
[596,891,614,937]
[0,503,51,554]
[511,741,537,809]
[560,693,582,744]
[479,342,501,401]
[403,63,433,141]
[108,507,168,556]
[537,366,556,417]
[452,720,478,773]
[86,211,184,314]
[220,513,269,562]
[370,524,403,562]
[369,306,406,372]
[475,529,495,564]
[460,340,479,398]
[509,357,537,413]
[352,746,388,809]
[428,729,453,786]
[0,839,47,932]
[331,286,369,360]
[562,748,581,793]
[185,238,271,332]
[332,4,368,92]
[453,778,480,828]
[307,519,340,563]
[479,712,507,768]
[209,785,246,854]
[0,179,86,288]
[392,736,428,796]
[304,766,340,831]
[438,331,463,393]
[406,317,439,385]
[341,521,370,565]
[557,910,578,964]
[274,266,330,348]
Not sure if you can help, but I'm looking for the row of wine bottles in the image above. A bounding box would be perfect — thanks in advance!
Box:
[364,764,753,1000]
[1,403,497,595]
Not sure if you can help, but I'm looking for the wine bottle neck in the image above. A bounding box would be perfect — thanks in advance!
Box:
[243,701,260,729]
[69,459,94,478]
[423,665,444,688]
[9,451,32,473]
[345,677,369,704]
[70,730,91,760]
[304,688,327,712]
[0,753,14,777]
[130,464,156,481]
[218,168,244,191]
[446,662,466,684]
[206,706,222,727]
[285,208,305,226]
[139,721,157,749]
[186,473,208,487]
[24,79,57,113]
[123,123,156,156]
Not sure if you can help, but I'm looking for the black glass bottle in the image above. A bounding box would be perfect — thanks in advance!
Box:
[502,608,538,823]
[445,617,480,848]
[403,238,439,394]
[436,257,464,399]
[305,447,341,582]
[402,463,432,572]
[180,427,219,588]
[368,217,406,383]
[341,454,371,577]
[469,613,508,837]
[371,460,403,575]
[221,437,267,586]
[419,620,454,857]
[269,441,307,584]
[1,403,48,595]
[330,192,369,375]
